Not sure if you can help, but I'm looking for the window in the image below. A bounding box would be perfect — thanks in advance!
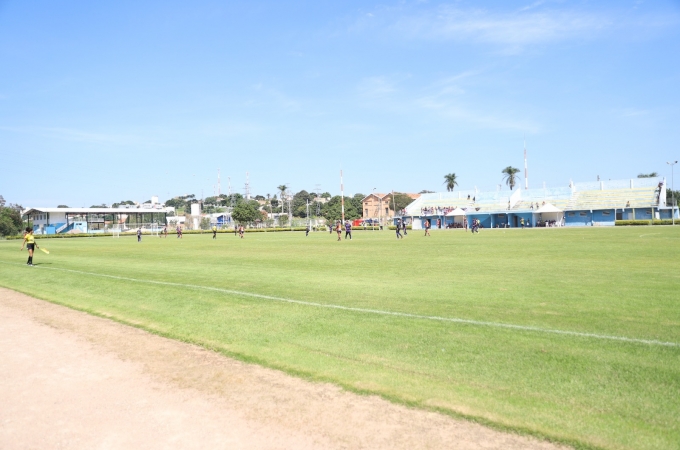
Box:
[385,208,389,214]
[568,212,575,217]
[646,209,652,214]
[580,212,587,216]
[365,209,368,216]
[602,211,611,216]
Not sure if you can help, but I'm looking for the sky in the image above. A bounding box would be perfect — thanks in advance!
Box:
[1,0,679,207]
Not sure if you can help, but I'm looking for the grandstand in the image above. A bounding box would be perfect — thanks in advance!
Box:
[22,207,172,235]
[404,177,678,229]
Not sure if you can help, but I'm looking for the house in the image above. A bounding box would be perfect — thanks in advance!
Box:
[361,193,420,222]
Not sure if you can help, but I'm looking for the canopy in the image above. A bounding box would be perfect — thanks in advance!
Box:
[535,203,562,213]
[445,208,467,217]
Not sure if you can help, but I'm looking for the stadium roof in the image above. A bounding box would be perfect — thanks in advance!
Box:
[22,207,173,215]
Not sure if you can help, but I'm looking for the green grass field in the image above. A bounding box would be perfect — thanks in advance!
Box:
[1,227,679,450]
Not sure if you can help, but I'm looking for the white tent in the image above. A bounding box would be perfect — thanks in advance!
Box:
[445,208,467,226]
[535,203,563,225]
[535,203,562,213]
[445,208,467,217]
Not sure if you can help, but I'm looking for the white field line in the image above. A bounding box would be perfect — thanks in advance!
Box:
[1,261,678,348]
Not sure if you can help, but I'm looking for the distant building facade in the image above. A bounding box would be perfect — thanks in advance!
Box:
[362,193,420,222]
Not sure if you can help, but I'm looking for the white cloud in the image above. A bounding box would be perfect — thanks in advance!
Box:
[357,76,401,98]
[415,95,539,132]
[388,6,612,45]
[0,126,157,146]
[518,1,545,13]
[353,71,539,133]
[248,84,300,112]
[618,107,650,117]
[348,3,680,52]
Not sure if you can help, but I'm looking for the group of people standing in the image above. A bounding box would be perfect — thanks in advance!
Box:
[421,217,479,234]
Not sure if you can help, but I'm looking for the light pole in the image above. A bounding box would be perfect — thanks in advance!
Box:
[668,161,677,225]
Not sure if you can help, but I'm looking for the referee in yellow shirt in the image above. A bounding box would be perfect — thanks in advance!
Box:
[20,227,39,266]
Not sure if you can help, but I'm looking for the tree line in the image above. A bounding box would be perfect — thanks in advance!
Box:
[0,195,24,236]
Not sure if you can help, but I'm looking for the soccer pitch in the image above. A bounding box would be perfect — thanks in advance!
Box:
[1,227,678,450]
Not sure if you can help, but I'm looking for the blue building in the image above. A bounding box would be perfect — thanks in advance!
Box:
[405,178,678,229]
[22,206,172,234]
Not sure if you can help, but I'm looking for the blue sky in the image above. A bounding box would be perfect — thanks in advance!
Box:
[1,0,679,207]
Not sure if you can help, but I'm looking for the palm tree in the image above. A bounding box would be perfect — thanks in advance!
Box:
[502,166,521,190]
[443,173,458,192]
[277,185,288,214]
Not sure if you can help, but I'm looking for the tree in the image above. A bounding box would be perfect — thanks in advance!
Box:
[443,173,458,192]
[231,201,260,224]
[321,196,360,222]
[112,200,135,208]
[638,172,659,178]
[254,195,265,201]
[0,203,23,236]
[392,193,414,212]
[57,205,69,208]
[502,166,521,190]
[419,190,434,194]
[292,190,313,217]
[225,193,244,206]
[350,193,365,217]
[321,192,331,199]
[90,204,107,208]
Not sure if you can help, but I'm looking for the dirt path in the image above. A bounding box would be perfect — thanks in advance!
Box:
[0,288,565,449]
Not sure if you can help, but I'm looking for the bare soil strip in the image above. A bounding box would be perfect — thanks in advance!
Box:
[0,288,565,449]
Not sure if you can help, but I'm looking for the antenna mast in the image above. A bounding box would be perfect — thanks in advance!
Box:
[217,168,221,196]
[244,172,251,200]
